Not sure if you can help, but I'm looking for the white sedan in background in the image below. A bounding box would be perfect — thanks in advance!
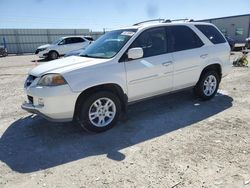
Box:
[35,36,92,60]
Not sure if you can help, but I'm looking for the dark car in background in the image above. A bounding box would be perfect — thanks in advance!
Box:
[225,36,236,50]
[0,45,8,57]
[246,37,250,49]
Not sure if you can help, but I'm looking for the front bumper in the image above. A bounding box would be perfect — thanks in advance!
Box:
[22,84,79,122]
[21,102,71,122]
[36,49,49,58]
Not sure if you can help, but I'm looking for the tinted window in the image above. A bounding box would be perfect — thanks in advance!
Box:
[73,37,85,43]
[84,36,94,41]
[65,37,84,44]
[65,38,73,44]
[58,39,66,45]
[167,26,204,52]
[195,25,226,44]
[130,27,167,58]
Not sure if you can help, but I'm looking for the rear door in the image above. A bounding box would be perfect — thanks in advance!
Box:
[195,24,230,75]
[65,37,86,52]
[167,25,205,90]
[56,38,75,54]
[124,27,174,102]
[72,37,89,49]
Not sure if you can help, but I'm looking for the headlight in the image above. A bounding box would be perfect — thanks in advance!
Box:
[37,74,67,86]
[39,48,47,52]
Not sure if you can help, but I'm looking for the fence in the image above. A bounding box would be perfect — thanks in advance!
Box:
[0,29,103,54]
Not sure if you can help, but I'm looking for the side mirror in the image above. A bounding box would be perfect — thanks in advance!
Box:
[127,47,143,60]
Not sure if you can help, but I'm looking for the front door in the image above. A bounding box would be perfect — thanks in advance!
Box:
[124,27,173,102]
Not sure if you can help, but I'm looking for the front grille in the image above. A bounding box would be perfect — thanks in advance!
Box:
[25,75,37,87]
[35,48,44,54]
[28,95,33,104]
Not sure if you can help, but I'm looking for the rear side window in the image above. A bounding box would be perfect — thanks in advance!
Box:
[84,36,94,41]
[167,26,204,52]
[195,25,226,44]
[72,37,85,43]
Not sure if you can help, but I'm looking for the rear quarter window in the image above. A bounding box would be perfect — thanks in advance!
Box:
[195,25,226,44]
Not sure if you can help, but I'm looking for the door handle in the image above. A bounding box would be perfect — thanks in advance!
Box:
[200,54,208,59]
[162,61,173,66]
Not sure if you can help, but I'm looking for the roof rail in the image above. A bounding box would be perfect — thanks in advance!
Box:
[163,18,194,23]
[133,18,194,26]
[133,19,165,26]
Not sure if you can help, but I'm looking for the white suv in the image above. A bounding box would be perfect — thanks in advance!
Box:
[22,20,231,132]
[35,36,92,60]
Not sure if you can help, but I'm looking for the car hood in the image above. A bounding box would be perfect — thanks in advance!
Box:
[37,44,52,49]
[29,56,109,77]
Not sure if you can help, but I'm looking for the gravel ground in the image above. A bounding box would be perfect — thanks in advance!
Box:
[0,54,249,188]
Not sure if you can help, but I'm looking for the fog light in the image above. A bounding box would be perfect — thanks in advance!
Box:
[38,98,44,106]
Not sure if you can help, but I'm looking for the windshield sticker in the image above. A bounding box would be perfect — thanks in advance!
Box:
[121,31,135,36]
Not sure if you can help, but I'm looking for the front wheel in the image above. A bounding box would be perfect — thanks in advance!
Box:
[194,70,220,100]
[48,51,59,60]
[78,91,121,133]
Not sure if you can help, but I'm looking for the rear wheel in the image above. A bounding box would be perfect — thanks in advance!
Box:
[78,91,121,133]
[194,70,220,100]
[48,51,59,60]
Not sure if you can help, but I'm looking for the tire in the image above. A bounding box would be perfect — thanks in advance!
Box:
[48,51,59,60]
[78,91,121,133]
[194,70,220,100]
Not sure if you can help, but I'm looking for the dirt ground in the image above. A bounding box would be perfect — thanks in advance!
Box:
[0,54,249,188]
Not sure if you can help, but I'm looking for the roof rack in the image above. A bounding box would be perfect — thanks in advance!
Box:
[133,19,165,26]
[164,18,194,23]
[133,18,194,26]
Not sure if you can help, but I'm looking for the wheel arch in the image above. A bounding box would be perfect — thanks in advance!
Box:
[48,50,59,56]
[198,63,222,84]
[73,83,128,121]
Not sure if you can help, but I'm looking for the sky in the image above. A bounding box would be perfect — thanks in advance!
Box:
[0,0,250,31]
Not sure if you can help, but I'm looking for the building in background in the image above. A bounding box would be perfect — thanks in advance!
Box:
[0,29,103,54]
[198,14,250,42]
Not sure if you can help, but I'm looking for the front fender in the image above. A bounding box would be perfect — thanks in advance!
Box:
[63,62,127,94]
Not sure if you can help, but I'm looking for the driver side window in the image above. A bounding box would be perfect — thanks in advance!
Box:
[130,27,167,58]
[65,38,73,45]
[58,39,66,45]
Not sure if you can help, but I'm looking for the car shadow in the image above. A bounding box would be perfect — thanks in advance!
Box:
[0,90,233,173]
[31,58,49,63]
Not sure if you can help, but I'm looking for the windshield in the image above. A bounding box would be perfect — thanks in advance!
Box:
[80,29,137,59]
[52,38,62,45]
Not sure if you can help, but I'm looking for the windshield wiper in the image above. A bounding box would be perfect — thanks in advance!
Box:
[80,54,92,58]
